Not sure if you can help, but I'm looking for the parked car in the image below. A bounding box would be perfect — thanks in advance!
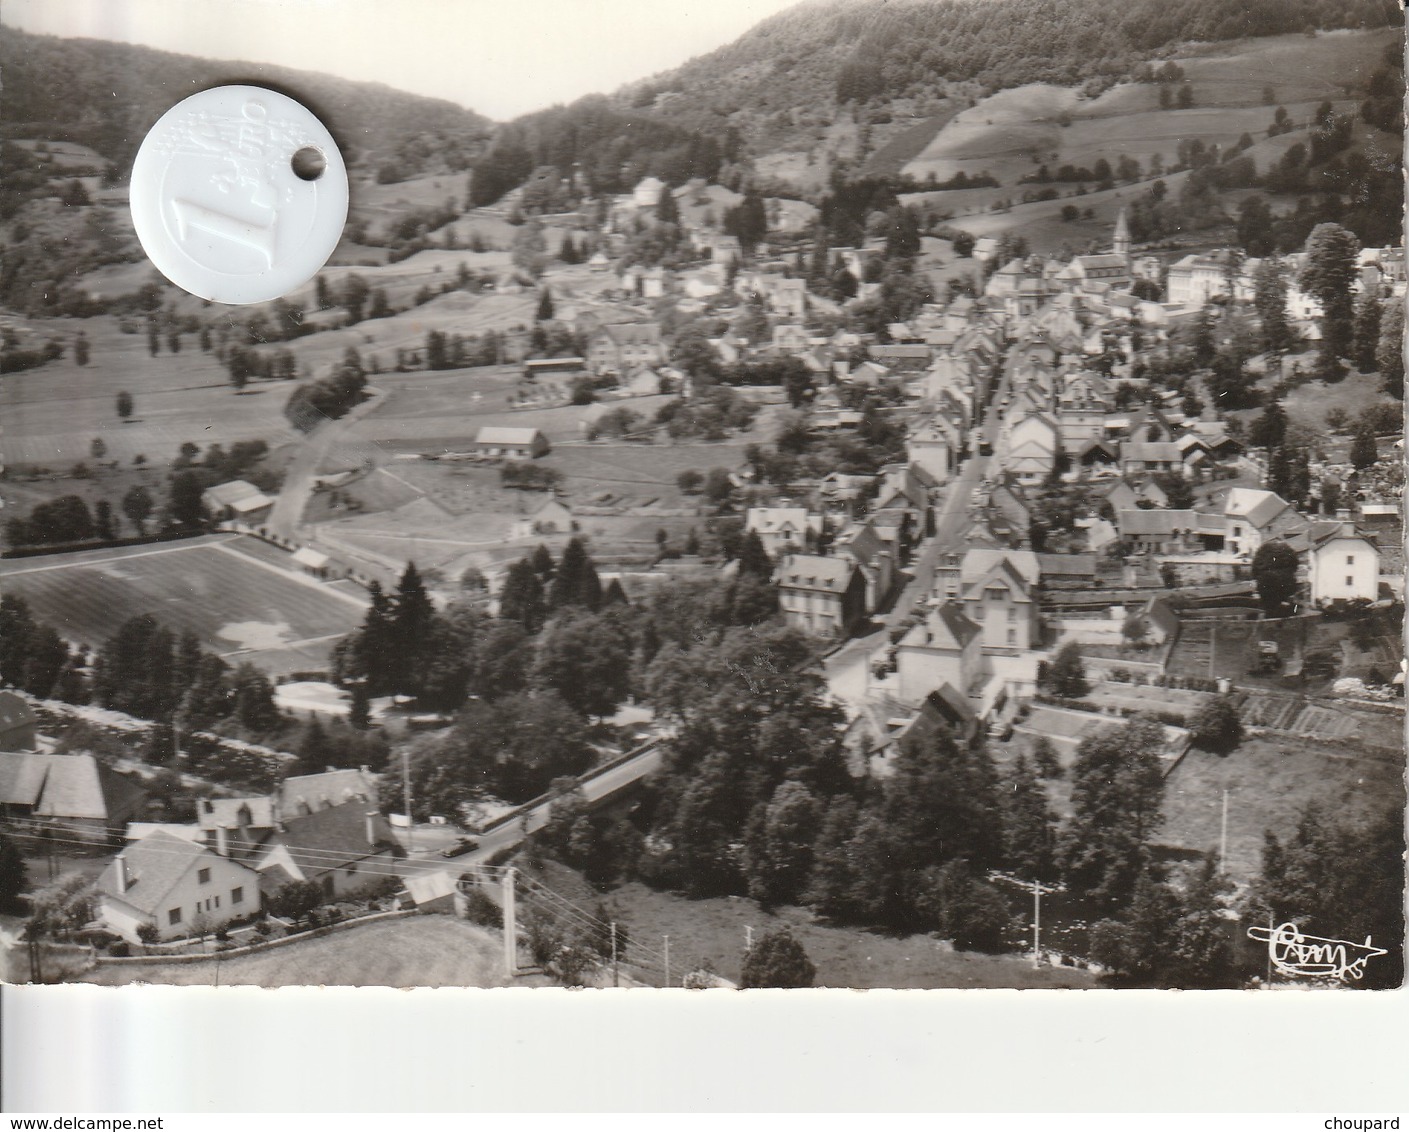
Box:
[440,837,480,858]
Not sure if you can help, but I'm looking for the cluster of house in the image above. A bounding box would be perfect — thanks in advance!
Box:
[101,768,397,941]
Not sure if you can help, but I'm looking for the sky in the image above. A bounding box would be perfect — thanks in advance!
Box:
[0,0,803,120]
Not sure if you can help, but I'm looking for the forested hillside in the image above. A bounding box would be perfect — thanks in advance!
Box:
[641,0,1401,131]
[0,29,492,180]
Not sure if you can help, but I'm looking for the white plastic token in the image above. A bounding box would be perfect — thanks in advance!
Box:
[129,85,348,305]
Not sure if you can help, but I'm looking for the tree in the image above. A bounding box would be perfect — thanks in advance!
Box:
[0,832,27,913]
[1299,223,1361,366]
[1349,425,1379,471]
[1376,300,1404,399]
[116,390,133,420]
[743,780,822,907]
[737,531,773,580]
[498,558,546,632]
[1247,401,1288,450]
[740,927,816,988]
[1353,290,1382,372]
[1255,804,1404,990]
[535,288,554,322]
[915,859,1017,952]
[1063,717,1167,908]
[94,499,115,540]
[73,333,90,366]
[168,471,207,528]
[120,486,154,535]
[1047,641,1089,697]
[269,879,323,926]
[1031,736,1062,779]
[548,537,602,612]
[1191,697,1244,754]
[677,469,703,495]
[1250,541,1299,616]
[1001,755,1058,880]
[1253,257,1291,355]
[532,610,631,718]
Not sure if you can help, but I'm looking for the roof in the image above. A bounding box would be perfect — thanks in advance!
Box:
[100,831,223,915]
[197,796,276,831]
[912,603,982,651]
[597,322,662,346]
[1140,596,1181,638]
[1117,508,1199,536]
[841,523,886,566]
[960,548,1039,585]
[292,547,329,569]
[0,752,146,821]
[778,554,857,592]
[1311,522,1375,550]
[1121,441,1185,462]
[1036,553,1096,578]
[746,506,815,536]
[404,870,457,906]
[270,801,397,876]
[277,768,376,817]
[475,426,544,446]
[1224,487,1292,529]
[202,480,266,508]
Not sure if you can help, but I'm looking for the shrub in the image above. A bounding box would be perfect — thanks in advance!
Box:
[461,886,502,929]
[136,923,159,945]
[108,940,129,957]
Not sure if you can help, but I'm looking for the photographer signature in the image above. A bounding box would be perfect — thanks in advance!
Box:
[1247,921,1387,982]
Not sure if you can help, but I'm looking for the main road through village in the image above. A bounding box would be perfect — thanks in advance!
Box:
[823,342,1016,710]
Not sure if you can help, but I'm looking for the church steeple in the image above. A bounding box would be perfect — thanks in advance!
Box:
[1112,207,1131,259]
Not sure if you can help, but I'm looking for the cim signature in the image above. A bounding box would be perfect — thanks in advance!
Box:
[1247,921,1387,982]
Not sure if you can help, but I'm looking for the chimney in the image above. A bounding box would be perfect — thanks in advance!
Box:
[365,811,378,848]
[115,855,129,894]
[215,825,229,858]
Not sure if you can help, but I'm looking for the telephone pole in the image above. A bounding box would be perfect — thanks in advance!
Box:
[663,935,670,988]
[402,746,413,857]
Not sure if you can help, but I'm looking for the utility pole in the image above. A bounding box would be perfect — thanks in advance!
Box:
[402,746,413,857]
[610,922,619,988]
[1219,789,1230,875]
[501,869,518,978]
[663,934,670,988]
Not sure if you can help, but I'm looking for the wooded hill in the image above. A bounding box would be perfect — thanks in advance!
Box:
[0,28,492,180]
[631,0,1402,137]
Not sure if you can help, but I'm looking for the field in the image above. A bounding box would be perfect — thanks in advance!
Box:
[78,915,550,988]
[1281,370,1393,432]
[521,859,1093,990]
[899,28,1398,251]
[0,534,367,675]
[1160,731,1405,885]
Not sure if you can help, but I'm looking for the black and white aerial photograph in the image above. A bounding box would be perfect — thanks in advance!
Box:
[0,0,1404,996]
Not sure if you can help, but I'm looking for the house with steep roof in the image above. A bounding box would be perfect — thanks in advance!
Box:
[746,506,821,558]
[253,801,401,901]
[0,752,147,840]
[1308,523,1380,604]
[97,830,262,941]
[1119,440,1193,478]
[837,522,895,614]
[907,419,957,484]
[277,768,377,818]
[960,556,1038,652]
[632,176,666,209]
[196,796,277,862]
[0,692,37,752]
[473,427,550,459]
[896,603,983,705]
[587,322,665,375]
[776,554,867,639]
[1223,487,1306,558]
[1005,413,1061,484]
[511,496,574,539]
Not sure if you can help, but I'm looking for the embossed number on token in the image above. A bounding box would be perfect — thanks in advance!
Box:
[130,85,347,305]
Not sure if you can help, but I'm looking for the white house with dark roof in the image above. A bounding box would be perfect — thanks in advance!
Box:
[776,554,866,639]
[896,603,983,705]
[98,830,262,941]
[746,507,821,558]
[1308,523,1380,604]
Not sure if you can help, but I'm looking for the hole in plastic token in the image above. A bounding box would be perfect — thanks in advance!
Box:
[129,85,347,305]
